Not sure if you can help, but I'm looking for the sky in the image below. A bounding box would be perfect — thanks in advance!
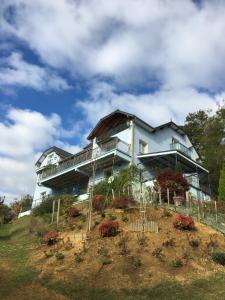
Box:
[0,0,225,202]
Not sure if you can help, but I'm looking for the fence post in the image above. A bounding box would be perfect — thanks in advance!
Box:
[51,200,55,224]
[214,200,218,223]
[197,199,201,221]
[167,188,170,207]
[186,191,190,216]
[159,187,162,205]
[56,199,61,227]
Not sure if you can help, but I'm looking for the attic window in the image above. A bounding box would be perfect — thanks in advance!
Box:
[47,154,54,164]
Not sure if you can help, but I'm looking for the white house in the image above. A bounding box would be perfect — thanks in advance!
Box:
[32,110,210,208]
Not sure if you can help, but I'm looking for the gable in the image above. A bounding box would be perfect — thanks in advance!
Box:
[35,146,72,167]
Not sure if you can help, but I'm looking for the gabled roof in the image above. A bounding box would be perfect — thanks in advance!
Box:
[87,109,154,140]
[153,121,186,136]
[35,146,72,167]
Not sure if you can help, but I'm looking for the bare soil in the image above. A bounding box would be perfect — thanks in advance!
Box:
[32,206,225,290]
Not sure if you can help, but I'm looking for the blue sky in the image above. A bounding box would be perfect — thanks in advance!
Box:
[0,0,225,201]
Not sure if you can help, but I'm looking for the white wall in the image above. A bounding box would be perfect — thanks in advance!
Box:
[134,124,198,161]
[40,152,61,168]
[32,184,52,208]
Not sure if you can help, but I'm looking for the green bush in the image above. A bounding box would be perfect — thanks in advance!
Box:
[74,253,83,263]
[32,197,54,216]
[55,252,64,260]
[107,214,117,221]
[210,252,225,266]
[170,258,183,268]
[100,256,111,265]
[131,257,141,268]
[94,166,139,200]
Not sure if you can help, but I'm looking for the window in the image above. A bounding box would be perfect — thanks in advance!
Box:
[41,192,46,201]
[47,153,54,165]
[139,140,148,154]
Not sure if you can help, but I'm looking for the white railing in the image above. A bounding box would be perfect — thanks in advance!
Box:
[38,138,130,181]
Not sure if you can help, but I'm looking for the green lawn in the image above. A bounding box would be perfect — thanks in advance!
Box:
[1,216,225,300]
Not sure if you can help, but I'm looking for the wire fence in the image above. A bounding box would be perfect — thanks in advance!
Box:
[143,189,225,235]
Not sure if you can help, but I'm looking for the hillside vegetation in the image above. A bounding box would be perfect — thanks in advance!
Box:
[1,204,225,300]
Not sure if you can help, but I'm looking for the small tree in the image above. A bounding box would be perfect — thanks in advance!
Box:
[156,169,189,200]
[218,164,225,201]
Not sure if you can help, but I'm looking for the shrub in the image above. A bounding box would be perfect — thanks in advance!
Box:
[95,220,100,226]
[156,169,189,199]
[100,256,111,265]
[44,250,54,258]
[152,247,163,258]
[189,238,200,248]
[32,197,54,216]
[170,258,183,268]
[210,252,225,266]
[162,238,175,247]
[108,214,117,221]
[55,252,64,260]
[111,197,137,209]
[121,214,129,222]
[42,230,58,245]
[131,257,141,268]
[92,195,105,212]
[66,207,80,218]
[173,214,195,231]
[99,220,119,237]
[74,253,83,263]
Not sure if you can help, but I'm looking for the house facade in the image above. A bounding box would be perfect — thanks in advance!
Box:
[32,110,210,208]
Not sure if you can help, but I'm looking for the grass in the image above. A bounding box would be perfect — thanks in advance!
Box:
[0,216,38,297]
[40,274,225,300]
[1,215,225,299]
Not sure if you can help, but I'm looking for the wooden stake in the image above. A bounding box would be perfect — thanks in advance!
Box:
[167,188,170,207]
[57,199,61,227]
[186,191,190,216]
[51,200,55,224]
[214,200,218,223]
[159,188,162,205]
[197,200,200,221]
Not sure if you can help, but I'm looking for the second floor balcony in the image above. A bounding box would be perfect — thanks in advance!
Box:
[170,142,192,158]
[38,138,131,182]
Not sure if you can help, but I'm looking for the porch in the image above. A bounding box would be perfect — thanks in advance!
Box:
[138,150,210,197]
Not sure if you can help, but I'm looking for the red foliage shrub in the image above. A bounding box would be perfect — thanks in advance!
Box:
[43,230,58,245]
[67,207,80,217]
[92,194,105,211]
[111,197,137,209]
[173,214,195,231]
[156,169,189,198]
[99,220,119,237]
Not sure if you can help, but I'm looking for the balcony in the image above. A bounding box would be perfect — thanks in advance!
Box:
[38,138,130,181]
[170,142,192,158]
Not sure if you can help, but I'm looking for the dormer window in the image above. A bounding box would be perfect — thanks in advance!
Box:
[139,140,148,154]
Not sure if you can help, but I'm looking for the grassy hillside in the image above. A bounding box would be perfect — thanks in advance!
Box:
[1,208,225,300]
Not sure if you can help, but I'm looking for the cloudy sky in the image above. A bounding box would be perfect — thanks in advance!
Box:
[0,0,225,202]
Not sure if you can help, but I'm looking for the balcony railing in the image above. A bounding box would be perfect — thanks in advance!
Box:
[170,142,192,158]
[38,139,130,181]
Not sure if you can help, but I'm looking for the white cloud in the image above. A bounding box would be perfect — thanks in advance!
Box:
[77,82,221,126]
[0,107,81,202]
[1,0,225,91]
[0,52,70,91]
